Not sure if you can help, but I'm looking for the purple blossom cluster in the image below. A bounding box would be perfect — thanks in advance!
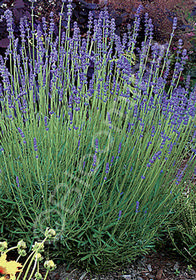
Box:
[104,162,109,180]
[33,137,38,158]
[18,127,26,144]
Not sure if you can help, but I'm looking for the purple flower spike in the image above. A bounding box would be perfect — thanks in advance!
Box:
[95,138,99,152]
[67,1,73,17]
[151,125,155,137]
[118,210,122,220]
[92,154,97,167]
[16,176,20,188]
[110,156,114,165]
[118,142,122,154]
[105,162,109,174]
[172,17,177,31]
[4,10,14,39]
[136,201,139,213]
[33,137,38,152]
[44,116,49,131]
[18,127,25,138]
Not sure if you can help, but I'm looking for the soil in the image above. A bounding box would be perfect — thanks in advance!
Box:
[37,248,196,280]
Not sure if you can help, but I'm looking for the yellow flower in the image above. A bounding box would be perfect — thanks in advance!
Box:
[44,228,56,239]
[32,242,44,253]
[0,242,8,252]
[33,253,43,262]
[44,260,56,271]
[0,253,23,280]
[17,240,27,250]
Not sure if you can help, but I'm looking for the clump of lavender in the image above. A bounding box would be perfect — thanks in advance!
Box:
[0,0,195,273]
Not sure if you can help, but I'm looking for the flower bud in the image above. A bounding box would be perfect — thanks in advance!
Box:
[34,272,43,279]
[33,253,43,261]
[32,242,44,253]
[0,241,8,252]
[44,228,56,239]
[44,260,56,271]
[18,249,27,256]
[17,240,27,250]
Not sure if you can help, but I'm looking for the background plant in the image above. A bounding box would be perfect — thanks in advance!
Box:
[167,183,196,265]
[179,7,196,91]
[0,0,195,273]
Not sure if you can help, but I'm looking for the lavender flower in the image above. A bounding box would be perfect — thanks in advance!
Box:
[110,156,114,166]
[118,210,122,220]
[42,17,47,33]
[94,138,99,154]
[18,127,25,138]
[83,161,85,169]
[67,0,73,17]
[87,11,93,30]
[151,125,155,137]
[49,12,55,35]
[18,127,26,144]
[78,139,80,150]
[33,137,38,152]
[4,10,14,39]
[172,17,177,31]
[92,154,97,167]
[107,112,112,129]
[104,162,110,180]
[44,116,49,131]
[16,176,20,188]
[136,201,139,213]
[20,18,26,43]
[110,18,116,41]
[118,142,122,154]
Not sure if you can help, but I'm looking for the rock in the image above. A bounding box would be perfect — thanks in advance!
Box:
[121,275,132,280]
[147,264,152,272]
[137,277,144,280]
[155,268,163,280]
[173,262,179,271]
[148,275,155,279]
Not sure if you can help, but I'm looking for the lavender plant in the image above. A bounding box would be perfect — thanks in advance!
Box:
[0,0,195,272]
